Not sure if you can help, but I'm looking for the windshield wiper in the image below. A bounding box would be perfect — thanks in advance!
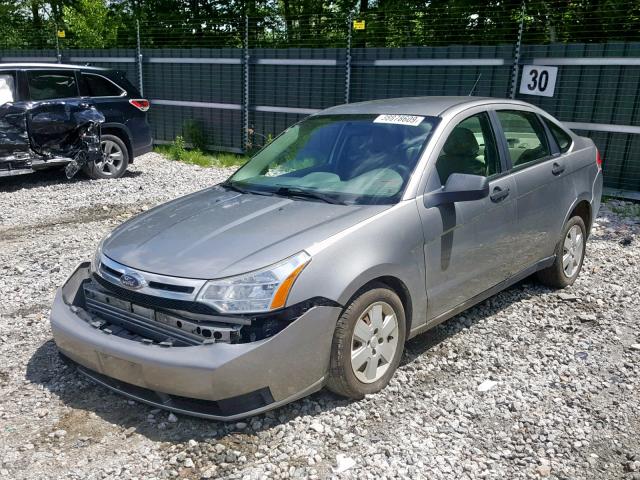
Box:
[221,181,275,197]
[221,181,249,194]
[275,186,346,205]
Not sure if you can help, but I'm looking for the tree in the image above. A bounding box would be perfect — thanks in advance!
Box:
[62,0,119,48]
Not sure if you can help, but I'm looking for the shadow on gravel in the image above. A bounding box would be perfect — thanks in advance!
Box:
[0,169,142,192]
[26,279,549,444]
[402,279,549,365]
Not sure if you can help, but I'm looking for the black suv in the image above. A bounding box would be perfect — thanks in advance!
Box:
[0,63,152,179]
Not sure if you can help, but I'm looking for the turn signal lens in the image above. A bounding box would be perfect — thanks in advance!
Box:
[129,99,150,112]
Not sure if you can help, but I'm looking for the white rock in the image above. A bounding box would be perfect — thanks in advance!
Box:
[334,454,356,473]
[477,380,498,392]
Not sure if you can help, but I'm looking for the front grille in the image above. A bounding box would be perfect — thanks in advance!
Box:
[93,274,217,316]
[82,280,241,346]
[99,263,195,294]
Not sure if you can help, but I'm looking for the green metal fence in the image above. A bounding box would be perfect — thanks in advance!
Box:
[1,4,640,195]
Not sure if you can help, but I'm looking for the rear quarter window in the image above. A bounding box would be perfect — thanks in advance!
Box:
[545,119,573,153]
[81,73,125,97]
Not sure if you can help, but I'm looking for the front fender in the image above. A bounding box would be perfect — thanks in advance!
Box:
[286,201,428,332]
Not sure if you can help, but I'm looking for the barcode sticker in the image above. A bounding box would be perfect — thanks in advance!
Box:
[373,114,424,126]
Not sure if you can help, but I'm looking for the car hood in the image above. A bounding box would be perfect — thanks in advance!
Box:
[102,185,389,279]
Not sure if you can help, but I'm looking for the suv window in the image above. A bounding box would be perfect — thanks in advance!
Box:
[435,112,499,186]
[27,70,78,101]
[0,73,15,104]
[81,73,124,97]
[545,119,573,153]
[496,110,550,169]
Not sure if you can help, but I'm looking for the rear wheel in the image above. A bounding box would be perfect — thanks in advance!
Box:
[85,134,129,179]
[537,216,587,288]
[326,284,406,399]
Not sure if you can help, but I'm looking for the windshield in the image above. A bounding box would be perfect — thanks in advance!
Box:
[228,114,439,205]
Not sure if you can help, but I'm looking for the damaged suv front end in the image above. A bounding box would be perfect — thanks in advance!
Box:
[0,100,104,178]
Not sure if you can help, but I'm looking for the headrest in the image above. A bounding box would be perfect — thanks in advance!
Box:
[443,127,479,156]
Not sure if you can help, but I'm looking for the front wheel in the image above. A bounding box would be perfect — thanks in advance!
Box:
[84,134,129,179]
[537,215,587,288]
[326,284,406,399]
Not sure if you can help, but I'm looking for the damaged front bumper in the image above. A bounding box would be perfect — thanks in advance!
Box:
[50,263,341,421]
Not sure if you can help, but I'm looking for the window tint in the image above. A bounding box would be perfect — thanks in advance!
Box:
[0,73,15,104]
[496,110,550,168]
[435,112,499,186]
[546,119,573,153]
[27,70,78,100]
[82,73,124,97]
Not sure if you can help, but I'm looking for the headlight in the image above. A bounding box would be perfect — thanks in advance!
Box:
[91,234,109,273]
[197,252,311,313]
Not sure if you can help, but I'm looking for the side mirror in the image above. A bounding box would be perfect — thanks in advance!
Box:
[424,173,489,208]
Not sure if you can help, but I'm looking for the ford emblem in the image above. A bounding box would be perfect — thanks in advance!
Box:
[119,272,146,290]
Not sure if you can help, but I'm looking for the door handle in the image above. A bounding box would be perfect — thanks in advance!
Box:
[490,186,510,202]
[551,162,565,175]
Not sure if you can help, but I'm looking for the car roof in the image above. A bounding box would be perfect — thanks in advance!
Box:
[0,62,110,72]
[315,96,533,118]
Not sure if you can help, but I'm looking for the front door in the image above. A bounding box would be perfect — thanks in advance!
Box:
[417,111,518,319]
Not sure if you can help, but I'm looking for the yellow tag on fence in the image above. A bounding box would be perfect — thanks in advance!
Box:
[353,20,365,30]
[57,30,66,38]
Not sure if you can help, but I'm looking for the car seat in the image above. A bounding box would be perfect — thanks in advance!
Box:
[436,126,486,184]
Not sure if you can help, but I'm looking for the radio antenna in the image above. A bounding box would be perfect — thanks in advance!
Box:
[468,73,482,96]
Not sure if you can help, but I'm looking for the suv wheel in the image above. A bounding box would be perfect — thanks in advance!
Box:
[326,284,406,399]
[85,134,129,179]
[537,215,587,288]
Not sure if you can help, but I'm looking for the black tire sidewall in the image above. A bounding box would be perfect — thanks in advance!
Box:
[331,286,406,397]
[86,134,129,179]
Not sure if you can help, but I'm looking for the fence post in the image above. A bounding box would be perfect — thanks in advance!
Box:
[242,15,250,152]
[55,27,62,63]
[136,20,144,96]
[344,13,353,104]
[509,1,526,99]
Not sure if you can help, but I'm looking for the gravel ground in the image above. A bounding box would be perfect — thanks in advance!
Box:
[0,153,639,480]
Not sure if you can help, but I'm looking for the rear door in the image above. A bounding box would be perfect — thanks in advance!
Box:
[78,71,127,124]
[417,109,518,319]
[493,108,572,271]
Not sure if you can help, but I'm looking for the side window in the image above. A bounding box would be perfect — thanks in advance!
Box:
[496,110,550,168]
[435,112,499,186]
[0,73,16,105]
[27,70,78,101]
[81,73,125,97]
[545,119,573,153]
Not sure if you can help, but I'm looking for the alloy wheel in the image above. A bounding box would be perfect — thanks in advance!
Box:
[96,139,125,176]
[350,301,399,384]
[562,224,584,278]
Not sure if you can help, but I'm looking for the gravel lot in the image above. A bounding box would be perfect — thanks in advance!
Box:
[0,153,639,480]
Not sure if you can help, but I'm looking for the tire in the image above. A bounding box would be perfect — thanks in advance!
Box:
[326,284,406,399]
[537,215,587,288]
[84,134,129,179]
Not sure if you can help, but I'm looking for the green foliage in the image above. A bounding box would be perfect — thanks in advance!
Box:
[62,0,119,48]
[156,140,247,169]
[183,120,207,151]
[168,135,187,161]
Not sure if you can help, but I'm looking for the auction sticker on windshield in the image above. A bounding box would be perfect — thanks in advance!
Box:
[373,114,424,126]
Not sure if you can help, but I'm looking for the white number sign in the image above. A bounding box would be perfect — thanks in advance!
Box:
[519,65,558,97]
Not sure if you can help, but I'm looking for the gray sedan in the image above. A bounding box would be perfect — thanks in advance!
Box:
[50,96,603,420]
